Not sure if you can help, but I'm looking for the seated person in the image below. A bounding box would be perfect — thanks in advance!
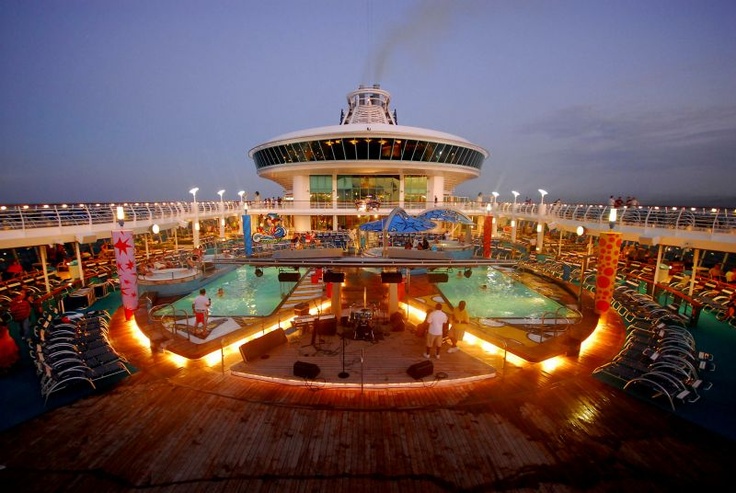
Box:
[709,264,724,281]
[415,309,431,337]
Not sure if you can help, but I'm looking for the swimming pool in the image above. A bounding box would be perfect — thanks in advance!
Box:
[170,266,288,317]
[437,266,575,320]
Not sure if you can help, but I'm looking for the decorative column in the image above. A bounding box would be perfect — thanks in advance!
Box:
[112,230,138,321]
[594,231,623,314]
[242,211,252,257]
[388,283,399,316]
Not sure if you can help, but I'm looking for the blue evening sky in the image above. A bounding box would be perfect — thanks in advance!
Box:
[1,0,734,207]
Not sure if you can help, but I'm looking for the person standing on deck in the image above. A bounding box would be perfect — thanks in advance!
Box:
[192,289,211,335]
[447,300,469,353]
[424,303,448,360]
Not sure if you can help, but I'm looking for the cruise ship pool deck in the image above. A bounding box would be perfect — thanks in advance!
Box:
[1,265,736,492]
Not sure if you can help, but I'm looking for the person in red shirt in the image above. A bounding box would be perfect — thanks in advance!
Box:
[6,259,23,278]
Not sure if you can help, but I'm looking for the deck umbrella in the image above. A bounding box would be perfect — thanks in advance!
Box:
[359,207,435,256]
[415,208,474,225]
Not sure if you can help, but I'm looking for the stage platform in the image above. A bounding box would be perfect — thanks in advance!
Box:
[231,322,497,389]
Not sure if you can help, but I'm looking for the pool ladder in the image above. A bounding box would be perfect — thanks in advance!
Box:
[149,302,193,341]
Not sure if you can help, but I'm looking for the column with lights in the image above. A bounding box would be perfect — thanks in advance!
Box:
[112,206,138,320]
[594,209,622,314]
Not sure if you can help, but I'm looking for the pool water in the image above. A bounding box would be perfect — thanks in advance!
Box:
[170,266,287,317]
[437,267,573,319]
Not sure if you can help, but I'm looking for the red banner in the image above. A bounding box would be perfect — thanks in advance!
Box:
[112,230,138,320]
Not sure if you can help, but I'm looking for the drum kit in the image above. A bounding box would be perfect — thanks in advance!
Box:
[350,307,375,342]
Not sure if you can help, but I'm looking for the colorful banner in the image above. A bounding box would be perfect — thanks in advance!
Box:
[483,215,492,258]
[594,231,623,314]
[112,230,138,320]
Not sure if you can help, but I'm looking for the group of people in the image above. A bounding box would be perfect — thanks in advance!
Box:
[0,288,35,372]
[417,300,470,359]
[608,195,640,207]
[709,264,736,283]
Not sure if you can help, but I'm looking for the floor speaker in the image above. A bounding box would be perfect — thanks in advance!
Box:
[407,360,434,379]
[293,361,321,379]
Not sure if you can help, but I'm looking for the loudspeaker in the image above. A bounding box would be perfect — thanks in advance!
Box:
[278,272,300,282]
[407,360,434,379]
[428,272,449,283]
[323,271,345,283]
[293,361,321,379]
[381,272,403,283]
[316,316,337,335]
[239,328,287,362]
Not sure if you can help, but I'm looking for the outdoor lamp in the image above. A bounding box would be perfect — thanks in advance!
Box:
[218,189,225,200]
[538,189,548,205]
[152,224,160,234]
[238,190,245,202]
[116,206,125,227]
[491,192,499,204]
[189,187,199,200]
[609,208,617,229]
[576,225,586,236]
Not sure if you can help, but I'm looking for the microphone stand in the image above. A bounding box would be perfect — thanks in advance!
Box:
[338,329,349,379]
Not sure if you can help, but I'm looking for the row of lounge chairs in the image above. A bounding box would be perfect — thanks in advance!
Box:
[593,315,715,411]
[665,274,735,327]
[594,283,716,410]
[29,308,131,404]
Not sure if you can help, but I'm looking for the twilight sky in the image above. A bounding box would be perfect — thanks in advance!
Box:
[1,0,735,207]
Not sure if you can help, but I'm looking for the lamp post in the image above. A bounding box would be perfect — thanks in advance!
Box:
[510,191,519,244]
[608,207,617,230]
[538,189,548,208]
[116,206,125,228]
[218,189,226,239]
[189,187,199,248]
[238,190,245,232]
[491,192,499,210]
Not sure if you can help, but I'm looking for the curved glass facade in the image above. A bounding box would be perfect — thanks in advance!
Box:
[252,136,485,171]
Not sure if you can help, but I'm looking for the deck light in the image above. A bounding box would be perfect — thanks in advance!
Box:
[608,208,617,229]
[116,206,125,227]
[152,224,160,234]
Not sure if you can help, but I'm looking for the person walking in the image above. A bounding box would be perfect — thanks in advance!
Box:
[192,289,211,336]
[447,300,470,353]
[424,303,448,360]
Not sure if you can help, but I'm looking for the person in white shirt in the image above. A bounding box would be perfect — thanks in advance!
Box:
[424,303,448,360]
[192,288,211,335]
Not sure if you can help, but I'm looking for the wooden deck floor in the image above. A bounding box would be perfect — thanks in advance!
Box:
[0,306,736,493]
[1,301,735,492]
